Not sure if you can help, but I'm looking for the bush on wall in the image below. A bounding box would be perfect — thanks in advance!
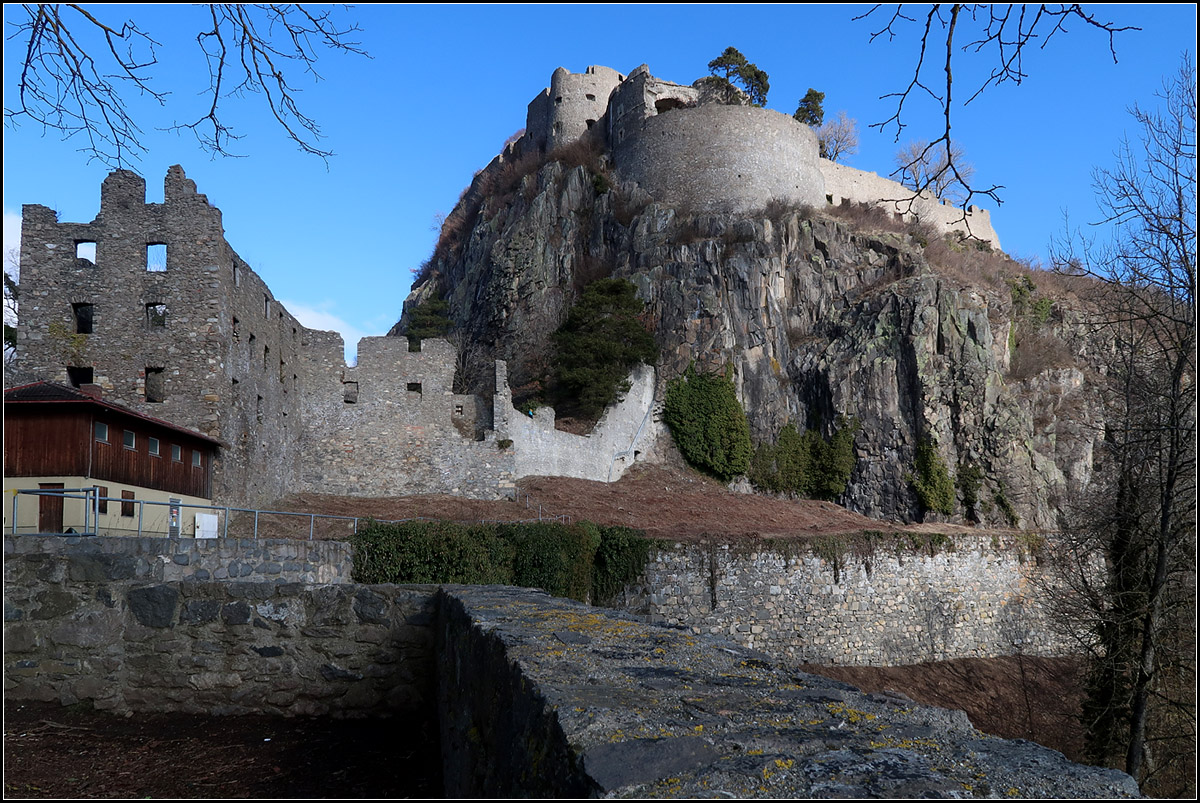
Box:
[663,365,752,481]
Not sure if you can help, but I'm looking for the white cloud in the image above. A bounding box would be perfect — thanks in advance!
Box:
[278,299,384,365]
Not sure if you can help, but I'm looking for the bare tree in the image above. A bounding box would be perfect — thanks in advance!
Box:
[1049,54,1196,796]
[857,5,1139,207]
[817,110,859,163]
[5,4,368,167]
[3,249,18,365]
[894,139,975,206]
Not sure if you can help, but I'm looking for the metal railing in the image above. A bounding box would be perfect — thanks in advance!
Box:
[9,486,572,540]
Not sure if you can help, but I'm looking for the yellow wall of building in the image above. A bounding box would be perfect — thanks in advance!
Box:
[4,477,214,537]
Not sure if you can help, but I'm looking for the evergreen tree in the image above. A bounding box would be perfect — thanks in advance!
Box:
[793,88,825,126]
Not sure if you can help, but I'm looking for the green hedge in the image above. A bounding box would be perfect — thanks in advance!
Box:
[350,519,650,605]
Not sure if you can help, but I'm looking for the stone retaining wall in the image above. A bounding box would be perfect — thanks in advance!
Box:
[620,534,1071,665]
[4,540,435,717]
[5,534,353,585]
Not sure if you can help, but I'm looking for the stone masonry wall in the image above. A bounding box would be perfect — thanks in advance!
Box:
[820,159,1001,249]
[495,361,663,482]
[4,537,433,717]
[619,535,1070,666]
[6,534,353,585]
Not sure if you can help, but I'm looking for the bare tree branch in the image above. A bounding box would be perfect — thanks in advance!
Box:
[4,4,369,167]
[858,4,1140,208]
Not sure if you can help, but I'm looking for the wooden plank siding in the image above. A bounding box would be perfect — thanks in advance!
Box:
[5,405,214,499]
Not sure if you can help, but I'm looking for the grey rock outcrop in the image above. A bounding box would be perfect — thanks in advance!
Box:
[402,160,1105,528]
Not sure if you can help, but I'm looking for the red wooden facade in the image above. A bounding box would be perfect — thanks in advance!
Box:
[4,383,222,499]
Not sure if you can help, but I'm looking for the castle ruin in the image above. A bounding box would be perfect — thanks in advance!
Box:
[11,63,1004,509]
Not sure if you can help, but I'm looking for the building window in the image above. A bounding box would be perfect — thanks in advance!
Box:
[172,444,182,462]
[72,302,94,334]
[76,241,97,266]
[123,430,136,450]
[146,243,166,272]
[67,366,93,387]
[97,486,108,515]
[407,382,422,394]
[148,437,160,457]
[145,368,165,403]
[232,316,240,341]
[192,451,202,468]
[343,381,358,404]
[264,294,270,318]
[121,490,135,517]
[95,421,109,443]
[145,303,168,329]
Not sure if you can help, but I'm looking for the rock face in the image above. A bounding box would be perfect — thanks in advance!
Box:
[402,160,1105,529]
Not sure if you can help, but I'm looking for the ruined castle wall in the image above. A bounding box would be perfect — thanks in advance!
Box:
[527,65,625,153]
[620,536,1071,666]
[494,362,662,483]
[297,337,515,499]
[613,103,826,214]
[820,159,1001,249]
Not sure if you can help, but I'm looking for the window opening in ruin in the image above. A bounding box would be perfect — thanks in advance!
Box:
[146,244,166,272]
[292,327,297,339]
[145,303,168,329]
[586,94,596,101]
[264,294,270,318]
[67,366,93,387]
[121,490,135,517]
[586,119,595,129]
[145,367,165,403]
[826,194,834,205]
[555,96,563,104]
[97,486,108,515]
[75,241,96,266]
[455,404,463,416]
[72,303,93,334]
[172,444,182,462]
[192,451,202,468]
[293,374,298,392]
[256,395,263,422]
[554,122,563,134]
[149,437,160,457]
[233,263,240,285]
[407,382,422,394]
[123,430,136,450]
[343,381,358,404]
[95,422,108,443]
[232,317,240,341]
[248,333,256,350]
[264,345,270,371]
[654,98,686,114]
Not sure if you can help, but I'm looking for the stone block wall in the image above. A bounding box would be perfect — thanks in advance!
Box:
[495,361,662,483]
[613,103,827,215]
[619,535,1071,665]
[4,538,435,717]
[5,534,353,585]
[820,159,1001,249]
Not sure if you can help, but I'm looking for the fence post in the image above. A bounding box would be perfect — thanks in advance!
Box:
[137,500,144,537]
[12,491,17,536]
[223,507,230,540]
[309,514,315,541]
[254,511,259,540]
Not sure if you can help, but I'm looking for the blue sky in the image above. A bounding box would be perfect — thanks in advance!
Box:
[4,4,1195,363]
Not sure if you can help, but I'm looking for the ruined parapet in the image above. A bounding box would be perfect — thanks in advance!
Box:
[525,65,625,153]
[820,159,1001,249]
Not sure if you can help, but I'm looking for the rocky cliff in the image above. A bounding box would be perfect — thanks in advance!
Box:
[399,157,1106,529]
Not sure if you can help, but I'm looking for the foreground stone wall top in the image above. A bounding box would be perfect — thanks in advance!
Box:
[438,586,1138,798]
